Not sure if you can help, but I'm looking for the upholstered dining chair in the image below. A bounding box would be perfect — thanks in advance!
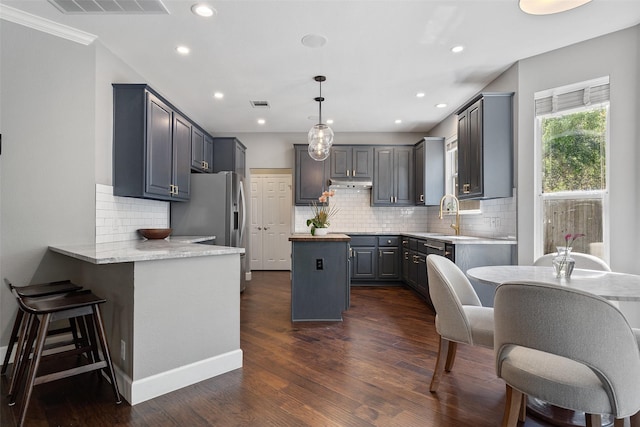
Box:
[494,281,640,427]
[533,252,611,271]
[426,254,494,392]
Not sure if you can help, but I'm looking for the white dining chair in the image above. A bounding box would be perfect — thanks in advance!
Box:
[533,252,611,271]
[494,281,640,427]
[426,254,494,392]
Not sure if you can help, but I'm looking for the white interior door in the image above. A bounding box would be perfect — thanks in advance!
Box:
[250,174,292,270]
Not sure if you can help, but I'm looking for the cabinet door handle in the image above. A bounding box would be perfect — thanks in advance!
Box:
[264,226,269,230]
[352,170,356,177]
[257,227,262,230]
[346,170,350,177]
[420,194,424,202]
[463,184,470,194]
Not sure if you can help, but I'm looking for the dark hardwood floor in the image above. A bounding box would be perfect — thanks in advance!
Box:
[1,271,553,426]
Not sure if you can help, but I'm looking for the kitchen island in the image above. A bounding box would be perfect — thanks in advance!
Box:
[48,236,244,405]
[289,234,351,321]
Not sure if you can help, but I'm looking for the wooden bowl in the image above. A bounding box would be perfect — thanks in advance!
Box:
[138,228,172,240]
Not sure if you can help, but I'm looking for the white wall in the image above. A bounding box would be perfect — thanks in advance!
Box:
[517,25,639,271]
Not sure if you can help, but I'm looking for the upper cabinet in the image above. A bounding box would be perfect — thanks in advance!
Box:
[456,92,514,200]
[113,84,191,202]
[212,137,246,177]
[191,127,214,173]
[329,145,374,180]
[414,137,445,206]
[294,144,329,206]
[372,146,414,206]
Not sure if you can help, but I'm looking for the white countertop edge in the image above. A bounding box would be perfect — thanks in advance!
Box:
[49,236,244,265]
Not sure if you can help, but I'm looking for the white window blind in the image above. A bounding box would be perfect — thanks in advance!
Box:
[535,80,610,116]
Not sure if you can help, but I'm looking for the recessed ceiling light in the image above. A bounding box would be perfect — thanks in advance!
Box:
[451,45,464,53]
[519,0,591,15]
[395,119,402,124]
[301,34,328,48]
[213,92,224,99]
[176,46,190,55]
[436,103,447,108]
[257,119,266,125]
[326,119,334,125]
[416,92,425,98]
[191,3,216,17]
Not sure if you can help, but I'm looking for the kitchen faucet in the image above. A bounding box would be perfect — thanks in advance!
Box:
[438,194,461,236]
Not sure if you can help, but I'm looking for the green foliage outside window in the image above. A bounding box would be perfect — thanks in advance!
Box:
[541,108,607,193]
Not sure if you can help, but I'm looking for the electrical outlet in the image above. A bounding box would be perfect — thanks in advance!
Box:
[316,258,324,270]
[120,340,126,361]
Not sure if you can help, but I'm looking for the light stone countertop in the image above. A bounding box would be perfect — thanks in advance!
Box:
[49,236,244,265]
[338,231,516,245]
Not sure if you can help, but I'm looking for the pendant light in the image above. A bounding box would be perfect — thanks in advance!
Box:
[308,75,334,161]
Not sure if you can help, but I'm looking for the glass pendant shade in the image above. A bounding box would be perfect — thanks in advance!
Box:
[308,138,331,161]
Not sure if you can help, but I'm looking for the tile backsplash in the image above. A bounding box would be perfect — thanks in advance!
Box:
[294,188,516,239]
[95,184,169,243]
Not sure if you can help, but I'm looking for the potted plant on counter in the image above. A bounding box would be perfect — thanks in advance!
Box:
[307,190,339,236]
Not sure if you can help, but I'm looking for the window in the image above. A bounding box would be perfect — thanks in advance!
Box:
[534,77,609,261]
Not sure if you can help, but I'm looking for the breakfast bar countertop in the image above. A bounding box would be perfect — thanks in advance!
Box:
[49,235,244,265]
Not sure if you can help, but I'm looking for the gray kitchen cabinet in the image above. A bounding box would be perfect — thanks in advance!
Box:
[191,127,214,173]
[372,146,414,206]
[290,237,351,321]
[113,84,191,202]
[349,235,401,285]
[294,144,329,206]
[329,145,374,180]
[212,137,246,177]
[456,92,514,200]
[378,236,400,280]
[415,137,445,206]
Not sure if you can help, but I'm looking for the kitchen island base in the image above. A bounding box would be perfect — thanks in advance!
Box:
[289,234,351,322]
[49,239,243,405]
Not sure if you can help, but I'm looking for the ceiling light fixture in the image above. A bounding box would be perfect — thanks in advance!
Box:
[416,92,425,98]
[326,119,334,125]
[308,75,334,161]
[213,92,224,99]
[176,46,190,55]
[191,3,216,17]
[519,0,592,15]
[395,119,402,124]
[257,119,266,125]
[451,45,464,53]
[436,103,447,108]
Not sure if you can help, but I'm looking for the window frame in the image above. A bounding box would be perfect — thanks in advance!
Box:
[533,89,610,263]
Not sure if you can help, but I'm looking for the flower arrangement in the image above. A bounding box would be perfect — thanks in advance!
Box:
[553,233,585,277]
[307,190,339,235]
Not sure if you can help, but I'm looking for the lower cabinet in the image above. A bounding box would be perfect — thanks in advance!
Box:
[349,235,401,285]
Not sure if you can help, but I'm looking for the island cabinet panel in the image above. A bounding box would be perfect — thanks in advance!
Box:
[415,137,445,206]
[456,92,514,200]
[329,145,374,180]
[294,144,329,205]
[290,239,350,321]
[372,146,414,206]
[113,84,193,202]
[212,137,246,177]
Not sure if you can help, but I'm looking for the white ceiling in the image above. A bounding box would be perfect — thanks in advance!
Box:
[3,0,640,134]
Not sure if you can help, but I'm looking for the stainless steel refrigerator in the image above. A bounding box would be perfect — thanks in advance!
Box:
[171,171,247,292]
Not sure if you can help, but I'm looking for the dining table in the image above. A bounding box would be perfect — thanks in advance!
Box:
[466,265,640,427]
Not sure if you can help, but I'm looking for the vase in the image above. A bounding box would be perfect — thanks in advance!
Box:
[552,246,575,278]
[313,227,329,236]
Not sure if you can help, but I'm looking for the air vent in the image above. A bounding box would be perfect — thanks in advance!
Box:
[48,0,169,14]
[250,100,270,108]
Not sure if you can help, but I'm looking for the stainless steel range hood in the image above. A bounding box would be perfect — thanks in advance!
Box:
[328,179,372,189]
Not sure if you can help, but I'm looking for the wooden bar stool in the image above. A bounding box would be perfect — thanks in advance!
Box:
[1,279,83,376]
[9,289,122,427]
